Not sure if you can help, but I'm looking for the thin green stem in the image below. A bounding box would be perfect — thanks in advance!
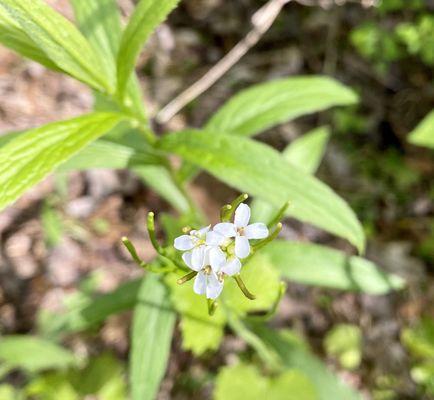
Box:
[147,212,164,253]
[234,275,256,300]
[267,201,290,228]
[177,271,197,284]
[121,236,148,269]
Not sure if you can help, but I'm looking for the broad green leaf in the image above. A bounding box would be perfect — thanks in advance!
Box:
[116,0,180,98]
[324,324,362,370]
[0,112,124,213]
[0,336,75,373]
[251,126,330,223]
[206,77,358,137]
[158,130,365,252]
[263,241,404,294]
[408,110,434,148]
[252,325,362,400]
[0,6,59,70]
[223,253,281,314]
[39,278,141,337]
[0,0,112,91]
[214,363,317,400]
[26,374,78,400]
[165,273,226,355]
[130,274,175,400]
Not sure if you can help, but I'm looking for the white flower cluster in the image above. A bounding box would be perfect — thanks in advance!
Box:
[174,203,269,299]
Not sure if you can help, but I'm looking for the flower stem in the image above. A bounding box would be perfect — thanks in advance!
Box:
[267,201,290,228]
[234,275,256,300]
[220,204,232,221]
[121,236,148,269]
[253,222,282,252]
[147,212,163,253]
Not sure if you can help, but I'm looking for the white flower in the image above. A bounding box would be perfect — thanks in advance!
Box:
[174,225,211,271]
[213,203,269,259]
[185,246,224,299]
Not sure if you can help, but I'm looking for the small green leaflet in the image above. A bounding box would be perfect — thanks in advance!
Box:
[158,130,365,252]
[0,0,112,91]
[408,110,434,149]
[116,0,180,98]
[262,241,404,294]
[130,275,175,400]
[0,112,125,212]
[206,76,358,137]
[0,336,76,373]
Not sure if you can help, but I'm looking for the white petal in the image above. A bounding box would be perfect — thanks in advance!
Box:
[235,235,250,258]
[209,247,226,272]
[206,273,224,299]
[206,231,226,246]
[191,246,206,270]
[182,251,194,270]
[245,223,269,240]
[234,203,250,228]
[195,224,211,238]
[221,257,241,276]
[213,222,236,238]
[174,235,194,251]
[193,272,207,295]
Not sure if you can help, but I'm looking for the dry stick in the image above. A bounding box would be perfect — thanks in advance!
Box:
[155,0,292,124]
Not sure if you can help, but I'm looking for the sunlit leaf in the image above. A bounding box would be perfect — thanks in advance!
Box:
[116,0,180,98]
[263,241,404,294]
[158,130,365,252]
[0,0,111,91]
[408,110,434,148]
[0,112,124,212]
[206,77,358,137]
[165,273,226,355]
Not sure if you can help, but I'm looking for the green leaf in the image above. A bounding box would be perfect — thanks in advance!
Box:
[282,126,330,174]
[70,0,147,120]
[214,363,317,400]
[223,253,281,314]
[263,241,404,294]
[130,274,175,400]
[0,6,59,70]
[0,336,75,373]
[70,0,121,62]
[251,126,330,223]
[58,133,190,214]
[38,278,141,337]
[0,112,124,212]
[0,0,112,91]
[252,325,362,400]
[408,110,434,148]
[116,0,180,98]
[401,318,434,360]
[165,273,226,355]
[324,324,362,370]
[206,77,358,137]
[158,130,365,252]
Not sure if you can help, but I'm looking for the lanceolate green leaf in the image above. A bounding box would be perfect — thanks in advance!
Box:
[206,77,358,137]
[0,112,124,212]
[251,126,330,223]
[70,0,121,61]
[0,6,59,70]
[0,336,76,373]
[130,275,175,400]
[408,110,434,148]
[158,130,365,252]
[116,0,180,98]
[262,241,404,294]
[0,0,111,91]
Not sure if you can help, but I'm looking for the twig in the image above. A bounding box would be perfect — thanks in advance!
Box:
[155,0,291,124]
